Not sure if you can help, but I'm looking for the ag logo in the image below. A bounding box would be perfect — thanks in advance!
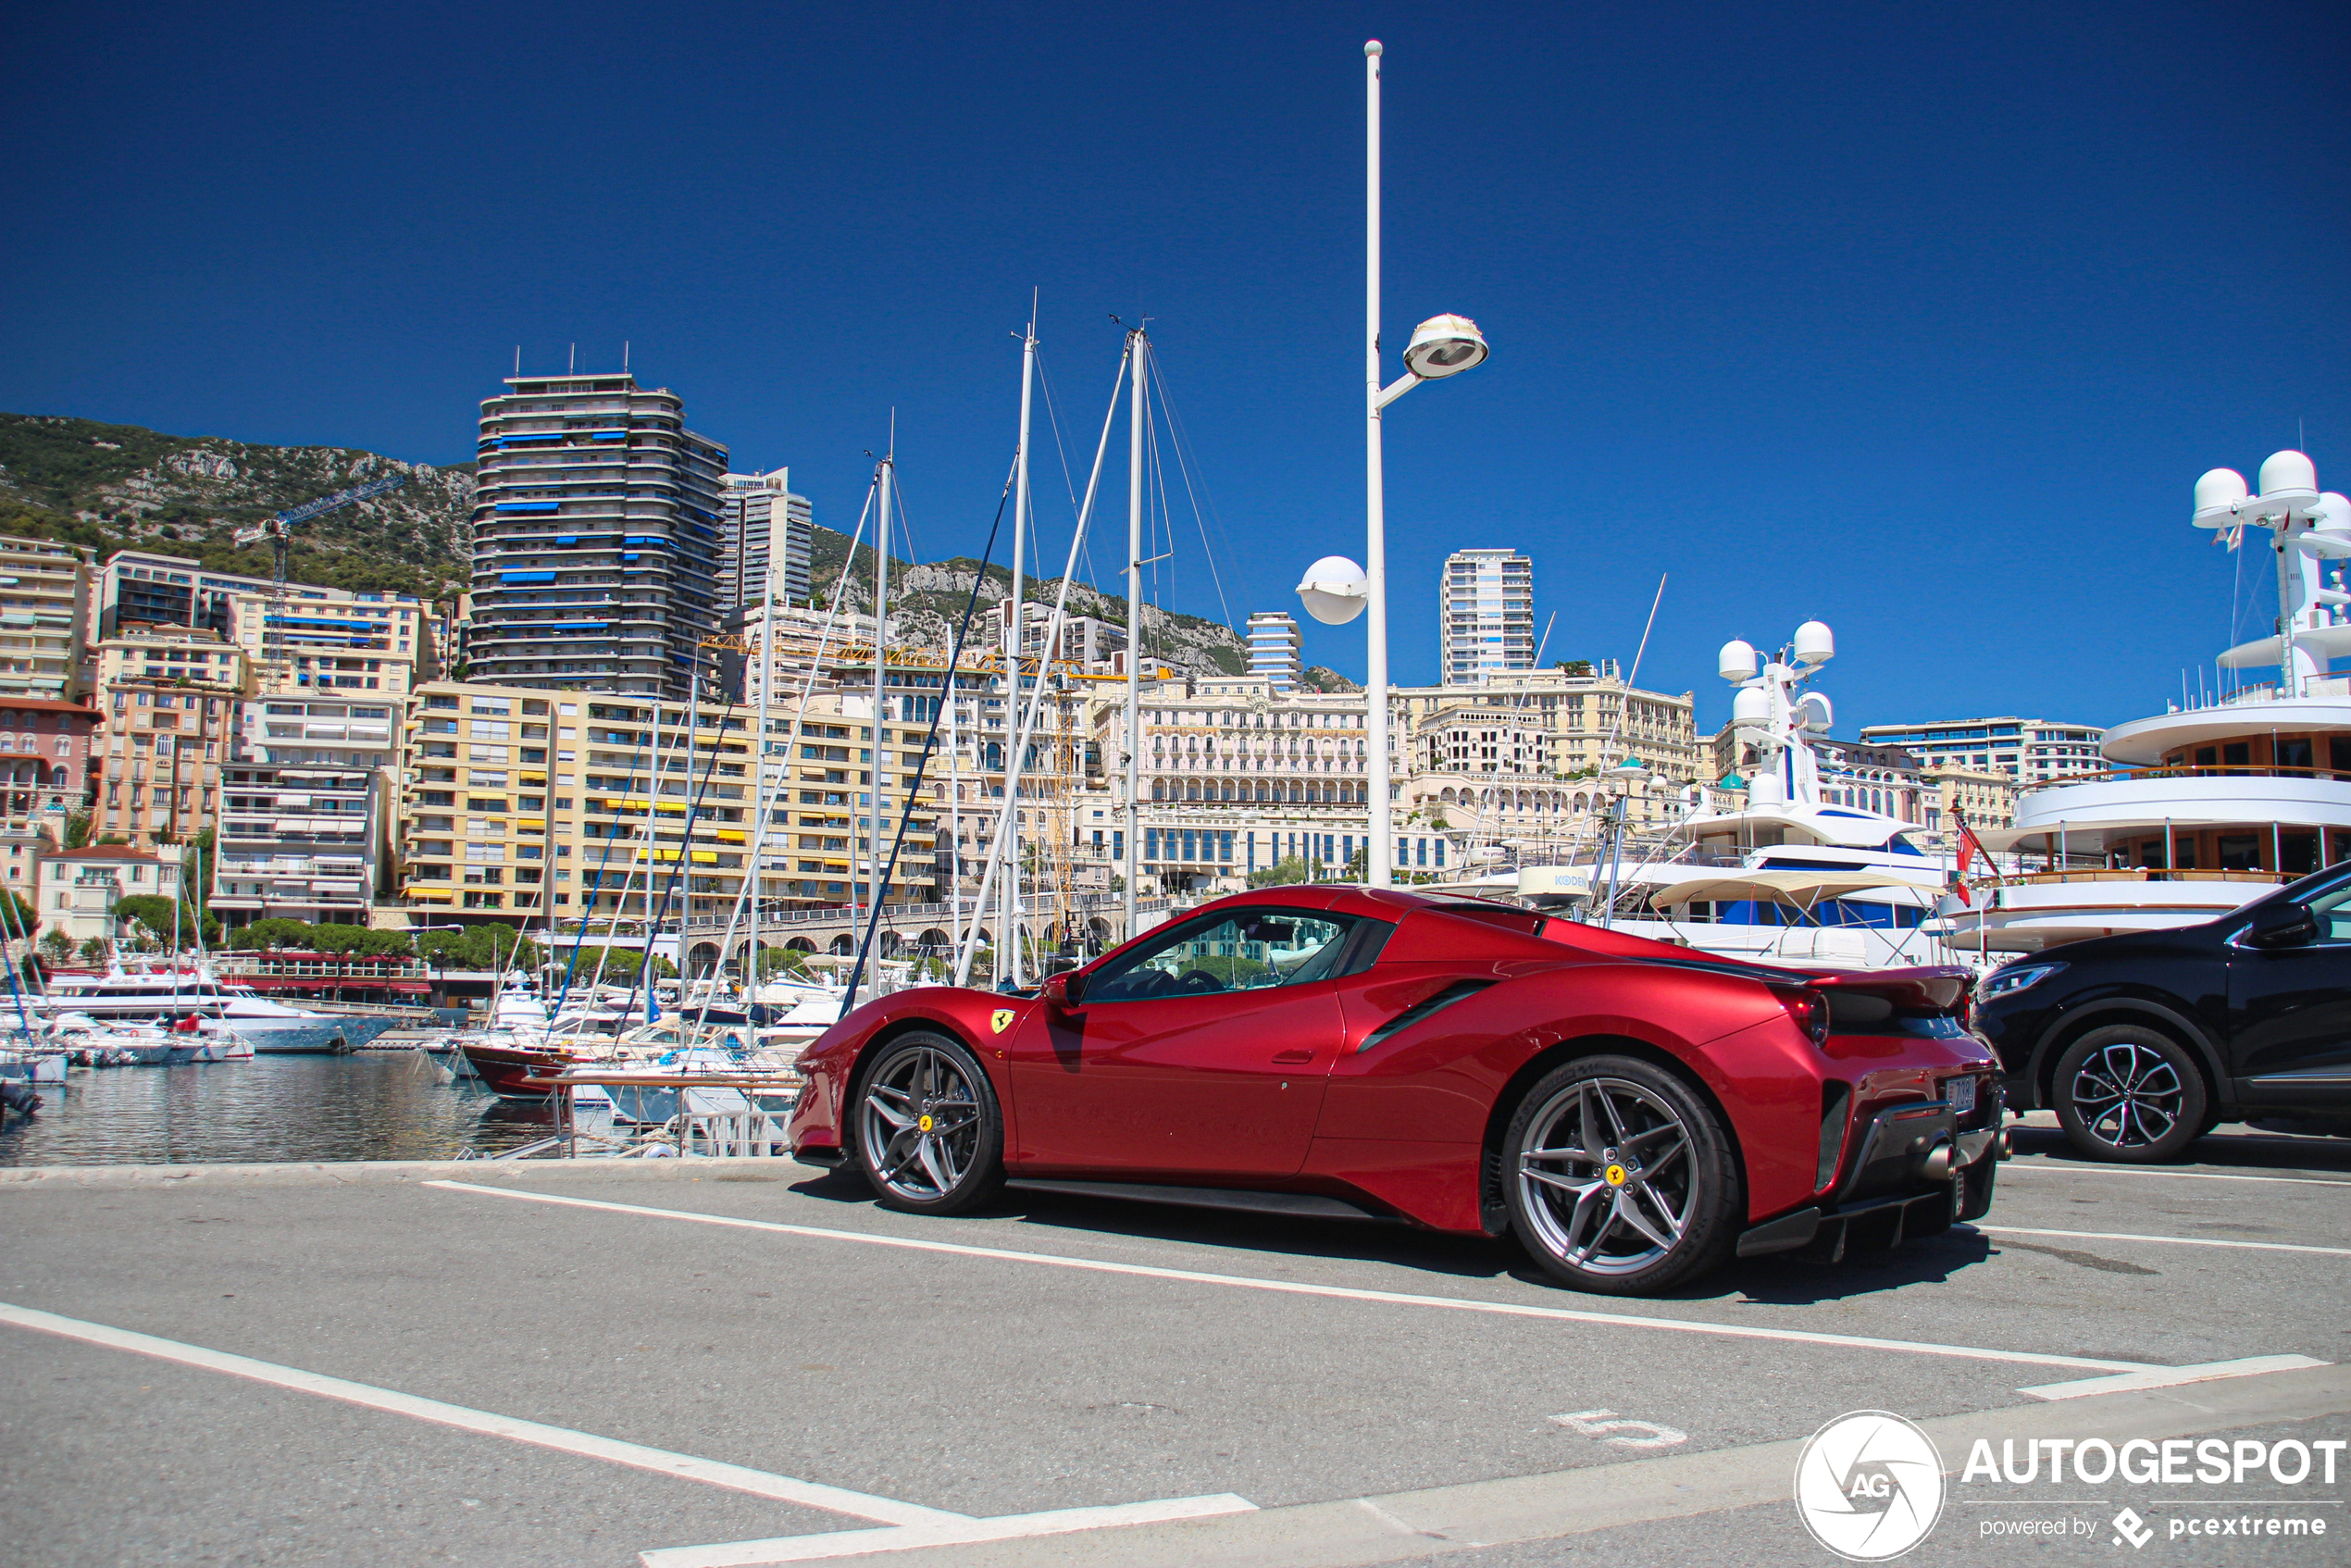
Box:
[1793,1411,1945,1562]
[990,1009,1015,1035]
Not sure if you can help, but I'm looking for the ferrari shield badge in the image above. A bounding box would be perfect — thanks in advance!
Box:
[990,1008,1016,1035]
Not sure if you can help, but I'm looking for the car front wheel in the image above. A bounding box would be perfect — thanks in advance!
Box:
[853,1032,1005,1214]
[1504,1055,1742,1296]
[2051,1026,2208,1164]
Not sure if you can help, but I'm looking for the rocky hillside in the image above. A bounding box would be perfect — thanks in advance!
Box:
[806,525,1249,676]
[0,413,471,601]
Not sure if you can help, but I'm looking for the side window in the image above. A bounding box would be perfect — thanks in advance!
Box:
[1086,911,1360,1002]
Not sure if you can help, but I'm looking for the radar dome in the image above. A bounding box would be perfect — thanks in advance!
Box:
[1792,620,1835,666]
[1718,639,1758,682]
[1732,686,1769,724]
[2259,450,2319,498]
[1797,691,1834,732]
[2195,467,2248,514]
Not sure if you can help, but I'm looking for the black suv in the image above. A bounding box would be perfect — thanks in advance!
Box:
[1974,863,2351,1162]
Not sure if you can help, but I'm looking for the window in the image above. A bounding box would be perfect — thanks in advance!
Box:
[1083,910,1372,1001]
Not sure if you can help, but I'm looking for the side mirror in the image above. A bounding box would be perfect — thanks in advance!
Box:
[2246,901,2319,949]
[1042,971,1086,1009]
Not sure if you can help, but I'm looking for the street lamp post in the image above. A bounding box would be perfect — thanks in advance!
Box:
[1358,39,1486,888]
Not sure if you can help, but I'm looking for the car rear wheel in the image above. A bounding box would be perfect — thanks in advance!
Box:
[853,1032,1004,1214]
[2051,1026,2208,1164]
[1504,1055,1741,1296]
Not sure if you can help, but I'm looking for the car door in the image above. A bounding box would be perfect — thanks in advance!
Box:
[2230,877,2351,1109]
[1003,908,1364,1179]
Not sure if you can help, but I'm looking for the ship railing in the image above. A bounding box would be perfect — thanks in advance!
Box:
[2017,763,2351,794]
[1959,867,2294,892]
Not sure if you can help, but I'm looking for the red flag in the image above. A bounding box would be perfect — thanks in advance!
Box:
[1951,811,1999,905]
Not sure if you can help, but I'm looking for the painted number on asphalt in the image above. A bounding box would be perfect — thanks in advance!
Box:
[1549,1408,1689,1449]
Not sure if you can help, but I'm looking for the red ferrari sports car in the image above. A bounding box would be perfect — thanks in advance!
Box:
[788,886,2005,1295]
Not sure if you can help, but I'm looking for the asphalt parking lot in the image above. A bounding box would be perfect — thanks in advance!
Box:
[4,1114,2346,1567]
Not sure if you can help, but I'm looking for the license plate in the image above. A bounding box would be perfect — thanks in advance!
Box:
[1948,1076,1978,1116]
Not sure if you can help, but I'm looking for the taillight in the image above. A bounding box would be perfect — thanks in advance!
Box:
[1781,989,1830,1048]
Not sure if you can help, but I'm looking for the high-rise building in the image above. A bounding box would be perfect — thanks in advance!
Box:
[718,470,813,614]
[1855,716,2106,783]
[91,626,251,847]
[1438,548,1534,685]
[466,372,726,701]
[1244,611,1301,691]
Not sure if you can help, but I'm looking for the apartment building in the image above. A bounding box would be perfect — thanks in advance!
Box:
[0,700,98,838]
[92,628,252,846]
[210,697,397,927]
[992,600,1126,673]
[466,372,727,700]
[36,844,186,951]
[718,469,814,612]
[1856,716,2105,783]
[1921,765,2019,838]
[393,678,942,931]
[1438,548,1534,685]
[0,535,91,703]
[225,588,429,697]
[1244,611,1301,692]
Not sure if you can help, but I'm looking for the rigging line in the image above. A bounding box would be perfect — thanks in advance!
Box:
[553,741,648,1016]
[957,344,1131,985]
[1145,395,1176,661]
[1146,354,1238,636]
[686,491,881,1040]
[615,679,734,1028]
[842,458,1020,1013]
[1035,350,1103,592]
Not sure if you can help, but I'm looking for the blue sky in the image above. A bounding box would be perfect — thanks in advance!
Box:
[5,2,2345,733]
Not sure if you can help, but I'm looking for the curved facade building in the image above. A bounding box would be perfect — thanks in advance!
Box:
[468,373,725,701]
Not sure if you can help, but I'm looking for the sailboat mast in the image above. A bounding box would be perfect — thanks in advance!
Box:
[1003,315,1037,986]
[869,448,893,932]
[748,554,772,1002]
[1123,326,1147,943]
[641,682,663,984]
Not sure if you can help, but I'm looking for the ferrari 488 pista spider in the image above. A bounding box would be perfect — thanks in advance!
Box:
[789,887,2005,1295]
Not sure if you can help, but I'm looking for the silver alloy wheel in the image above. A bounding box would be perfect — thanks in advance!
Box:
[1516,1076,1699,1277]
[2069,1039,2183,1149]
[860,1045,982,1201]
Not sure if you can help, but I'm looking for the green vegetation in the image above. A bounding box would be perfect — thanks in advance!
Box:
[1248,855,1311,888]
[224,917,404,954]
[417,924,540,971]
[111,893,218,946]
[559,945,676,983]
[0,413,473,603]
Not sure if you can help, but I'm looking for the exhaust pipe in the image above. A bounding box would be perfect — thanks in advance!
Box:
[1920,1139,1957,1181]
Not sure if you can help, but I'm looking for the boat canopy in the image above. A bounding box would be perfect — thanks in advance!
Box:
[1648,869,1925,908]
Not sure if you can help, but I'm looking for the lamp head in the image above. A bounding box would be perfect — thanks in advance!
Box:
[1296,555,1369,626]
[1402,315,1488,380]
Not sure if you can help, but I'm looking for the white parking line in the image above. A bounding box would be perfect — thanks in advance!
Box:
[2004,1163,2351,1189]
[0,1300,961,1527]
[425,1181,2323,1394]
[1975,1224,2351,1257]
[640,1496,1260,1567]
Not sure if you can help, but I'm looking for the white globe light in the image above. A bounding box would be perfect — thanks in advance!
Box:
[1296,555,1368,625]
[1402,315,1489,380]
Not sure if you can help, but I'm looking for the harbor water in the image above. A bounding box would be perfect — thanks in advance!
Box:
[0,1054,559,1165]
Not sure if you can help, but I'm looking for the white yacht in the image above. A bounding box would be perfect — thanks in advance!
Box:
[1519,620,1960,968]
[36,963,397,1052]
[1943,450,2351,952]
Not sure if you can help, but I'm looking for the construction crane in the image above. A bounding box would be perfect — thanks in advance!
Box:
[230,473,409,586]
